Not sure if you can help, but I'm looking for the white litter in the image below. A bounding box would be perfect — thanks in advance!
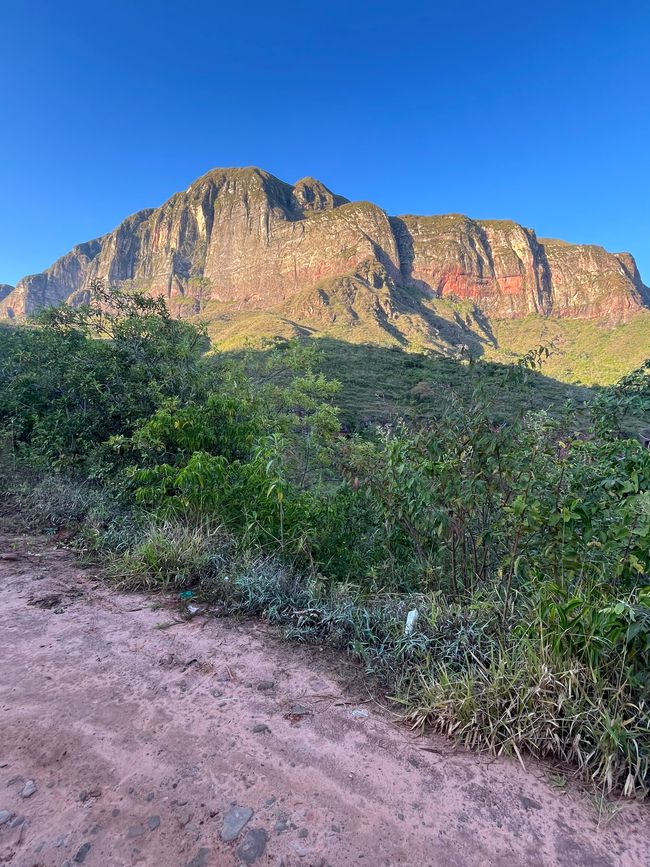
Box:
[404,608,419,636]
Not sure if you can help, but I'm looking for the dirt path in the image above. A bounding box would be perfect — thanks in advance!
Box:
[0,534,647,867]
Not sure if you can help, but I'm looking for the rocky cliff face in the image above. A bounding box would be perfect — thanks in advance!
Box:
[1,166,647,324]
[0,285,14,305]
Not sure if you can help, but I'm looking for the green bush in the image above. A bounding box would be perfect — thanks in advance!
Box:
[2,283,649,796]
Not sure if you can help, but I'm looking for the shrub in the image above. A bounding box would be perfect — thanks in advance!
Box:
[109,521,232,591]
[2,284,649,797]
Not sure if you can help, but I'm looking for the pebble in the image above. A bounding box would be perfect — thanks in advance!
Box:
[350,708,369,720]
[274,820,288,834]
[298,828,309,838]
[79,789,101,802]
[9,815,25,828]
[252,723,270,734]
[287,704,311,717]
[520,796,543,811]
[73,842,92,863]
[126,824,146,838]
[146,791,155,802]
[178,808,193,827]
[185,848,210,867]
[221,804,254,842]
[148,814,161,831]
[236,828,268,864]
[0,810,11,826]
[257,680,275,690]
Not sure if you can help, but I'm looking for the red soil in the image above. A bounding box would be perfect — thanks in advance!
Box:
[0,534,647,866]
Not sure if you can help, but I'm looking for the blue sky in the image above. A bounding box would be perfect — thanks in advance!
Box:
[1,0,649,286]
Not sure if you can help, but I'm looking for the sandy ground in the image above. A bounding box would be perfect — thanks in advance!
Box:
[0,533,648,867]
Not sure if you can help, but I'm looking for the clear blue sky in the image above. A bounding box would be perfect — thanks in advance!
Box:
[2,0,649,286]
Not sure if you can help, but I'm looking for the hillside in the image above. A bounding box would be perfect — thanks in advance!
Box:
[1,167,648,386]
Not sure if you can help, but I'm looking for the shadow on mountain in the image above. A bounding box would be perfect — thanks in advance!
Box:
[218,336,594,430]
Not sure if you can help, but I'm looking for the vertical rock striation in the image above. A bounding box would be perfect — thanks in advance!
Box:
[1,166,647,323]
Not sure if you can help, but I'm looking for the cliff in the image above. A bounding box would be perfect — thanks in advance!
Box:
[1,167,647,326]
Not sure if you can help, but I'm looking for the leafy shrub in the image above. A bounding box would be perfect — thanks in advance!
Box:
[2,283,649,796]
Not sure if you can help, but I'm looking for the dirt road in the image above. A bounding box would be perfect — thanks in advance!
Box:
[0,533,647,866]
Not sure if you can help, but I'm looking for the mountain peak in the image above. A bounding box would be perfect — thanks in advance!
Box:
[292,177,349,212]
[0,166,647,327]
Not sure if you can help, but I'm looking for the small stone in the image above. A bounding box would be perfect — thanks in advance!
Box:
[221,804,254,842]
[265,796,276,806]
[236,828,268,864]
[257,680,275,690]
[146,791,155,802]
[73,842,92,863]
[1,552,19,561]
[9,815,25,828]
[274,820,288,834]
[126,824,146,838]
[350,708,369,720]
[287,704,311,717]
[298,828,309,838]
[148,815,161,831]
[79,788,101,802]
[185,848,210,867]
[252,724,270,734]
[210,689,223,698]
[0,810,11,826]
[111,808,120,817]
[520,796,542,811]
[178,808,193,827]
[21,779,37,798]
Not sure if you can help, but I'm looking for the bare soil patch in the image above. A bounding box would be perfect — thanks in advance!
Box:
[0,534,647,866]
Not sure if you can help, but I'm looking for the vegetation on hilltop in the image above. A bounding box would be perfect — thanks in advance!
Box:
[1,282,649,798]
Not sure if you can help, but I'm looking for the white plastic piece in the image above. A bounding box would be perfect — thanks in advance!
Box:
[404,608,419,636]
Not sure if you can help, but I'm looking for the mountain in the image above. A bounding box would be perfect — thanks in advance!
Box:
[2,166,648,382]
[0,284,14,304]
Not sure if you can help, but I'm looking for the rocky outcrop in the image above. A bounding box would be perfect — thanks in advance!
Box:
[540,240,650,318]
[390,215,553,318]
[0,285,14,306]
[1,166,647,323]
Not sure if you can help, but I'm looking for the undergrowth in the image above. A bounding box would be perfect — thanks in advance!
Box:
[1,282,649,799]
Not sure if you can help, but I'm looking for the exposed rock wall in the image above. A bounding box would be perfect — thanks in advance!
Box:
[1,167,646,322]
